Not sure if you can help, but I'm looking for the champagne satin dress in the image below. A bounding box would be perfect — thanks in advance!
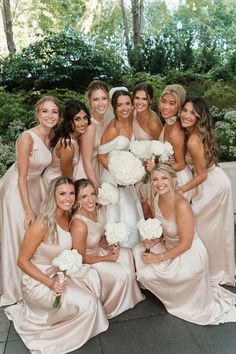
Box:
[5,225,109,354]
[99,135,144,248]
[0,130,52,306]
[186,154,235,286]
[71,211,144,318]
[43,138,81,189]
[159,126,193,202]
[133,198,236,325]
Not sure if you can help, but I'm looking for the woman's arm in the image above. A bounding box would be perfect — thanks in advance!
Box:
[179,135,207,194]
[168,126,186,172]
[18,218,61,292]
[142,198,194,264]
[71,217,119,263]
[17,133,35,229]
[81,124,99,188]
[98,123,118,170]
[56,143,75,179]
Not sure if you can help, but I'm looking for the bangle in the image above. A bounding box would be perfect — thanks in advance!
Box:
[160,253,165,262]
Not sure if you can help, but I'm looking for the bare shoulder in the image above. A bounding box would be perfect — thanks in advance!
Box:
[70,216,87,232]
[27,216,47,237]
[169,122,185,142]
[17,131,33,146]
[83,123,96,138]
[175,195,192,216]
[101,120,118,144]
[187,133,202,150]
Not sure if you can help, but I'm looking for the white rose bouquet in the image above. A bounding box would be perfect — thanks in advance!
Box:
[97,182,119,205]
[104,222,129,246]
[137,218,163,252]
[108,150,145,186]
[52,249,83,308]
[129,140,151,160]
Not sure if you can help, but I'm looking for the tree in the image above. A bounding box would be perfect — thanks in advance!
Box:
[0,0,16,54]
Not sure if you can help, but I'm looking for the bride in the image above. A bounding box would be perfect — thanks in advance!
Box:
[98,89,143,248]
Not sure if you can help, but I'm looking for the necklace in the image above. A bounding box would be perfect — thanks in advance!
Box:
[165,116,177,126]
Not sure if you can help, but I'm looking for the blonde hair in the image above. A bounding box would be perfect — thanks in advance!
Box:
[34,96,62,121]
[87,80,109,101]
[39,176,75,244]
[159,84,186,114]
[153,163,177,190]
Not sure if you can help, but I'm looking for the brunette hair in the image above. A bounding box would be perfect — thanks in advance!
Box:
[111,90,132,116]
[87,80,109,101]
[132,82,154,103]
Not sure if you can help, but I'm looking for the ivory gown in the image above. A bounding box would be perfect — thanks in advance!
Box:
[133,116,154,214]
[186,154,235,286]
[43,138,82,189]
[0,130,52,306]
[99,135,144,248]
[5,225,108,354]
[71,210,144,318]
[133,198,236,325]
[159,126,193,202]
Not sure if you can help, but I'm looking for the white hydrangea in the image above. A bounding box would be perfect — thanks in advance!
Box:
[108,150,145,186]
[150,141,174,163]
[52,249,82,276]
[129,140,151,160]
[137,218,163,240]
[104,222,129,245]
[97,182,119,205]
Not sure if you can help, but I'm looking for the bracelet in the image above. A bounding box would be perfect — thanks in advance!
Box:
[160,253,165,262]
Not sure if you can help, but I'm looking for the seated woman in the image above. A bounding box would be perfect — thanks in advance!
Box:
[43,99,90,189]
[98,89,144,248]
[70,178,144,319]
[5,177,108,354]
[133,163,236,325]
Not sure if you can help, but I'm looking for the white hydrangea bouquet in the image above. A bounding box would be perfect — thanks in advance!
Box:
[108,150,145,186]
[97,182,119,205]
[104,222,129,246]
[129,140,151,160]
[137,218,163,252]
[52,249,83,308]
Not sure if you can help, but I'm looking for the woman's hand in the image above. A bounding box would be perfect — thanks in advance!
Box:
[141,251,160,264]
[24,210,35,229]
[49,277,65,296]
[145,159,155,172]
[142,238,163,250]
[99,236,110,250]
[105,249,119,262]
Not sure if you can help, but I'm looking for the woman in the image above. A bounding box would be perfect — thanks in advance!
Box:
[156,84,193,202]
[132,82,163,218]
[0,96,61,306]
[98,90,144,248]
[43,99,90,189]
[81,80,110,188]
[5,177,108,354]
[70,179,144,318]
[179,97,235,286]
[133,164,236,325]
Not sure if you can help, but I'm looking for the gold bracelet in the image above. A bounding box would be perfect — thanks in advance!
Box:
[160,253,165,262]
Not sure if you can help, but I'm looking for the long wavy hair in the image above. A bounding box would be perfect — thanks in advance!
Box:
[184,97,218,167]
[132,82,154,106]
[50,100,91,149]
[39,176,75,244]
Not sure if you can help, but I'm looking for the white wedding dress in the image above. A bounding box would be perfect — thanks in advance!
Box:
[99,135,144,248]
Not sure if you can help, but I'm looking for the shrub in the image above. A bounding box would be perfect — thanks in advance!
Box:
[215,111,236,162]
[204,82,236,110]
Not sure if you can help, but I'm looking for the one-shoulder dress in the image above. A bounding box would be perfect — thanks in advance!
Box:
[0,130,52,306]
[99,135,144,248]
[5,225,108,354]
[133,198,236,325]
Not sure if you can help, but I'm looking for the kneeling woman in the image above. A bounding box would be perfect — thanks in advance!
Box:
[133,164,236,325]
[70,179,144,319]
[5,177,108,354]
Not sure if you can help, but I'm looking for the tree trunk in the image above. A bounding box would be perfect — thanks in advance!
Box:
[1,0,16,54]
[119,0,131,58]
[131,0,144,70]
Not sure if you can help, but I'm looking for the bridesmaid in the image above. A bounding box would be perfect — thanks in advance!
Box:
[155,84,193,202]
[5,177,108,354]
[43,99,90,189]
[132,82,163,218]
[179,97,235,286]
[98,90,144,248]
[70,179,144,318]
[81,80,110,188]
[0,96,61,306]
[133,164,236,325]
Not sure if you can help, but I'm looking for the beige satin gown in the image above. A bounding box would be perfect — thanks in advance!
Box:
[186,154,235,286]
[43,138,82,189]
[159,126,193,202]
[71,211,145,319]
[0,130,52,306]
[5,225,109,354]
[133,116,154,214]
[133,198,236,325]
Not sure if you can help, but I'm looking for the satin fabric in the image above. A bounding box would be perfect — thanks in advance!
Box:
[42,138,81,189]
[186,154,235,286]
[5,225,109,354]
[133,198,236,325]
[0,130,52,306]
[159,126,193,202]
[71,210,144,318]
[99,135,144,248]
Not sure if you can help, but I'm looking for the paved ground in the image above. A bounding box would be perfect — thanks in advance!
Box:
[1,231,236,354]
